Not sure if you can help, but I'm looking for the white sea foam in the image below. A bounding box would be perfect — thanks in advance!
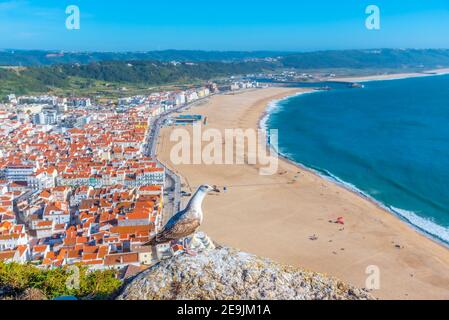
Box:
[259,90,316,131]
[390,206,449,244]
[259,100,280,131]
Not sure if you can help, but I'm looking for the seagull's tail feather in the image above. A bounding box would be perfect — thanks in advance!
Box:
[143,234,171,247]
[142,237,159,246]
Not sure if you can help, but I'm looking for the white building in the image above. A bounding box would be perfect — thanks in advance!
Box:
[43,204,70,225]
[0,233,28,251]
[27,169,57,190]
[4,165,35,183]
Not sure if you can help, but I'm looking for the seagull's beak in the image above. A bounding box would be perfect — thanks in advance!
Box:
[212,187,220,193]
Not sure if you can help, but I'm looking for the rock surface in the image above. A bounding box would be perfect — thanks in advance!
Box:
[0,287,47,300]
[117,246,373,300]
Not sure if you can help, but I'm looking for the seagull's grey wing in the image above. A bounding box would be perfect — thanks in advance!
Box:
[143,208,200,246]
[146,217,200,246]
[163,208,188,230]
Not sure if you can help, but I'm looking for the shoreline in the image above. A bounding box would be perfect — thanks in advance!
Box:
[156,86,449,299]
[331,67,449,83]
[259,86,449,250]
[266,129,449,251]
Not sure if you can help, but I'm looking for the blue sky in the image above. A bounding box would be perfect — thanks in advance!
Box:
[0,0,448,51]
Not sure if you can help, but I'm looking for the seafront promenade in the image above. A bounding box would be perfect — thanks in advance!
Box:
[144,95,218,223]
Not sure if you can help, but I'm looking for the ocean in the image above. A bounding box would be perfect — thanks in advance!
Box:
[265,74,449,244]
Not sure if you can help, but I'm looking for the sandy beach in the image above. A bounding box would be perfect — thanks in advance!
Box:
[156,87,449,300]
[332,67,449,82]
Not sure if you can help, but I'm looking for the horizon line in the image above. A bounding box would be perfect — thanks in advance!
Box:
[3,47,449,54]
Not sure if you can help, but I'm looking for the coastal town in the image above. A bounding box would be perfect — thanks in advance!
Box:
[0,79,259,278]
[3,0,449,303]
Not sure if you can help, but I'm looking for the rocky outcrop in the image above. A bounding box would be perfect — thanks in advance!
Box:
[117,245,373,300]
[0,287,47,300]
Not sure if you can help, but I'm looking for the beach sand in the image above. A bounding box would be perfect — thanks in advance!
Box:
[332,67,449,82]
[156,87,449,300]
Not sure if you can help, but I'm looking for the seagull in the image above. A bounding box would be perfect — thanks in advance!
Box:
[143,184,219,254]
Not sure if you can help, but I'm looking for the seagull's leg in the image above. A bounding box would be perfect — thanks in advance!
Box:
[183,237,197,256]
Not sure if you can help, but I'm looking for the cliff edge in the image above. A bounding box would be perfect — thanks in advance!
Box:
[117,246,373,300]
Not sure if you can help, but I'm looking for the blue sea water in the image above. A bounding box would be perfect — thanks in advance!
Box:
[266,74,449,244]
